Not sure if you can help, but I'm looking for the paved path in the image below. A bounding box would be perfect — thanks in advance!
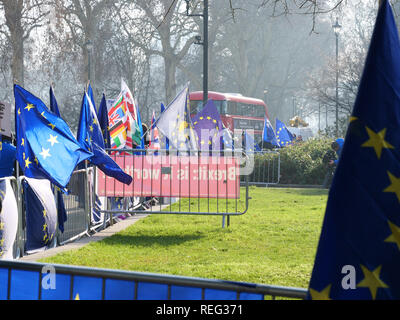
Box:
[19,213,149,262]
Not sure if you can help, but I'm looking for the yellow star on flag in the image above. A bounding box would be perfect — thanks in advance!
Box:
[349,116,358,123]
[361,127,394,159]
[357,265,388,300]
[384,220,400,250]
[383,171,400,202]
[25,104,35,111]
[309,284,332,300]
[21,138,24,146]
[48,123,56,130]
[25,157,32,169]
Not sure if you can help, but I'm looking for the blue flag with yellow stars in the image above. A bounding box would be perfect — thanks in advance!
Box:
[275,118,294,147]
[97,93,111,149]
[192,99,231,151]
[308,0,400,300]
[23,177,57,253]
[263,117,279,147]
[14,84,93,190]
[155,83,198,152]
[77,91,132,185]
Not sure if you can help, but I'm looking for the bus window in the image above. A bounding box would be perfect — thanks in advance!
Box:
[213,100,228,115]
[234,103,265,118]
[227,101,237,115]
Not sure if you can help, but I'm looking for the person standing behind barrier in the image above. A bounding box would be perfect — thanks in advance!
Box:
[322,138,344,188]
[0,134,16,178]
[330,138,344,166]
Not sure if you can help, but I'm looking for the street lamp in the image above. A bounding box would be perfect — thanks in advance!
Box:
[332,18,341,137]
[185,0,209,106]
[85,40,93,84]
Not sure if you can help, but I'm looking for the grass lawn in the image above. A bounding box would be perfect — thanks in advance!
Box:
[40,187,328,289]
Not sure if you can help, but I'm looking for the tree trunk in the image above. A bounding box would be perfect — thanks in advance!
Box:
[164,55,177,104]
[3,0,24,86]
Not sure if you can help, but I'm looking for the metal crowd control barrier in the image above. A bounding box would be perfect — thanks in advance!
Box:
[242,150,280,186]
[96,149,251,228]
[57,169,90,245]
[13,169,91,257]
[0,260,307,300]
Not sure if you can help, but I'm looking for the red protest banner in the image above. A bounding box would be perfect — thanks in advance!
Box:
[97,155,240,199]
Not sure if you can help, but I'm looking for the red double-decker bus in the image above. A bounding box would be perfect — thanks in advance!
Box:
[189,91,269,144]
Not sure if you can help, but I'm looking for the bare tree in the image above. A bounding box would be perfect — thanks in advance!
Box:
[54,0,117,96]
[0,0,49,86]
[117,0,200,104]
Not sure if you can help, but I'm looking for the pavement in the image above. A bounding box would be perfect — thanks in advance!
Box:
[19,213,150,262]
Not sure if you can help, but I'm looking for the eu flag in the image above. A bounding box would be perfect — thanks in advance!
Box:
[15,85,93,189]
[155,84,198,151]
[192,99,228,150]
[97,93,111,149]
[23,177,57,253]
[263,117,279,147]
[275,118,294,147]
[308,0,400,300]
[76,91,132,185]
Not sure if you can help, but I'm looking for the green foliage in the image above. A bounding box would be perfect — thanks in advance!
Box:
[252,137,334,185]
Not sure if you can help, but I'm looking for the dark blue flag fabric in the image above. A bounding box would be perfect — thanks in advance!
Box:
[155,84,198,151]
[161,103,169,150]
[23,177,57,253]
[97,93,111,149]
[49,87,68,232]
[49,86,61,117]
[56,188,67,233]
[263,117,279,147]
[77,91,132,185]
[15,85,93,189]
[275,118,294,147]
[308,0,400,300]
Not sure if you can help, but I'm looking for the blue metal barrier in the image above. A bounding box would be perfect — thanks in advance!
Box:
[0,260,307,300]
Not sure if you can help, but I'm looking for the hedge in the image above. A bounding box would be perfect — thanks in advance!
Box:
[250,137,334,185]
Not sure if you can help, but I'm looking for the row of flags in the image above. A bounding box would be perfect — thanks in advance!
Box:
[262,117,296,148]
